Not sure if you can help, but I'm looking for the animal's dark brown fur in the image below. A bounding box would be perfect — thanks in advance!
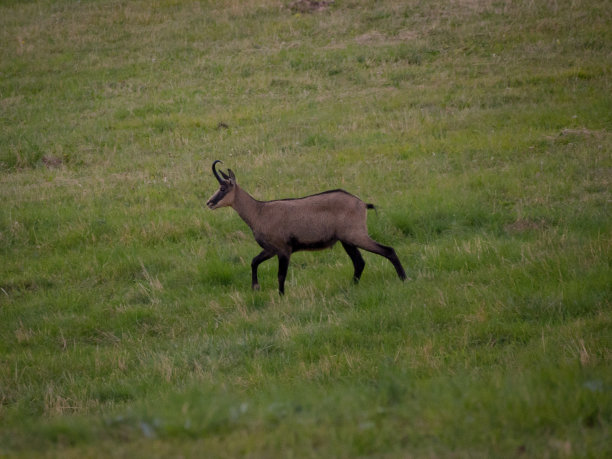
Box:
[206,161,406,294]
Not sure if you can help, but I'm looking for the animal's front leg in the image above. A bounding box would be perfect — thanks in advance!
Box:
[277,254,290,295]
[251,250,274,290]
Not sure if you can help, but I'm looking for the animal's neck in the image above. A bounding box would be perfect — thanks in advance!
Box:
[231,185,262,230]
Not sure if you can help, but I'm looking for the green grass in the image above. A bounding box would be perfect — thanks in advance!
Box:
[1,0,611,456]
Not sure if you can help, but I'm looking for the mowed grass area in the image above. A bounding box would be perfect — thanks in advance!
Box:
[1,0,611,456]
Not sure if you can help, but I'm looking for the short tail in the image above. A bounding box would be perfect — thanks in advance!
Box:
[366,203,378,215]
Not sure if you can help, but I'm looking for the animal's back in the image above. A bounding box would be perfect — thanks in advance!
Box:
[272,189,365,218]
[260,190,367,248]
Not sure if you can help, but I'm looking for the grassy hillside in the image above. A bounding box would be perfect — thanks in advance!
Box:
[1,0,610,456]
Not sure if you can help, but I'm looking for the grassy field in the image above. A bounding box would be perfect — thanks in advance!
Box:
[1,0,611,456]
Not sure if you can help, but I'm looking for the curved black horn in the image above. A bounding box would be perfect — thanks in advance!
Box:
[212,160,225,184]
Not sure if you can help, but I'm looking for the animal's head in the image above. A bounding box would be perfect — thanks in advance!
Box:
[206,160,237,209]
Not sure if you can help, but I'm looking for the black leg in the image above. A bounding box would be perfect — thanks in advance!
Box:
[353,236,407,281]
[378,244,407,281]
[277,254,290,295]
[341,241,365,283]
[251,250,274,290]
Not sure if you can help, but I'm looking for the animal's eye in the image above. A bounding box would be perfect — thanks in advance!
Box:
[220,186,226,192]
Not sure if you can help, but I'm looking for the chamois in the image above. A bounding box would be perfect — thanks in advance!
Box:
[206,160,407,294]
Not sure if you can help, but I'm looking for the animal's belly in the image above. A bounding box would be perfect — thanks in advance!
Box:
[289,236,337,252]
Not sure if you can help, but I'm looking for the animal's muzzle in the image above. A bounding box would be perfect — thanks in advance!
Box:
[206,192,222,209]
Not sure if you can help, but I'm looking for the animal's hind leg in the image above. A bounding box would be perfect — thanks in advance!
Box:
[341,241,365,283]
[352,236,407,281]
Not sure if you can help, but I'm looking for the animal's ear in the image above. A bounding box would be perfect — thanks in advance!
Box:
[228,169,236,184]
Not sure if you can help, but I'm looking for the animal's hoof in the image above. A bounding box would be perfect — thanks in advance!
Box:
[252,284,260,291]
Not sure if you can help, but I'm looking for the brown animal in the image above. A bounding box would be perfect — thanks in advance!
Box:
[206,160,407,294]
